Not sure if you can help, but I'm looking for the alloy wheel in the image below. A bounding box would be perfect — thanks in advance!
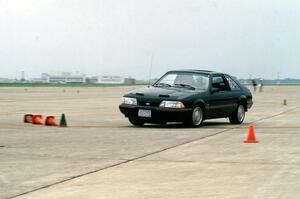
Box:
[192,107,203,126]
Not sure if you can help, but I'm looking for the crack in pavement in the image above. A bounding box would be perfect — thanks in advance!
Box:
[136,159,300,166]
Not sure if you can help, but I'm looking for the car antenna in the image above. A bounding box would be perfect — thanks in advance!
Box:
[148,52,154,88]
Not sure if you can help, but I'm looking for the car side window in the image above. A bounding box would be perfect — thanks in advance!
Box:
[212,75,230,91]
[225,76,241,91]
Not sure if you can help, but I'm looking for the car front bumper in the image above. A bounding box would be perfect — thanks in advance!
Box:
[119,104,193,123]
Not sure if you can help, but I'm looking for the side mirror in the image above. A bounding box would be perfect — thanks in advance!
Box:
[211,87,220,94]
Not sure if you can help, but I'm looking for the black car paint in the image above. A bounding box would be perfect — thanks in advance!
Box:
[119,71,253,124]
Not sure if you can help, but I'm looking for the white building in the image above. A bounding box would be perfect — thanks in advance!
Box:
[0,78,16,83]
[42,72,86,83]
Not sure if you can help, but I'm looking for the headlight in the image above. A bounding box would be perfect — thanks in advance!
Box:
[123,97,137,105]
[159,101,185,108]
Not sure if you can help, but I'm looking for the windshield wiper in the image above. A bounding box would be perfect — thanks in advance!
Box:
[154,83,172,87]
[174,83,196,90]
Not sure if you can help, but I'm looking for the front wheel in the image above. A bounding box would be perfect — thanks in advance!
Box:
[185,106,204,127]
[128,117,144,126]
[229,104,245,124]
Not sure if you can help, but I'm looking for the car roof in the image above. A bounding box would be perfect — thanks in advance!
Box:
[167,69,224,75]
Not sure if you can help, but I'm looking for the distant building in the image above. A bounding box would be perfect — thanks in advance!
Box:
[30,78,47,83]
[42,72,86,83]
[85,76,99,83]
[98,75,123,84]
[124,77,136,85]
[36,72,140,84]
[0,78,16,83]
[66,74,86,83]
[48,76,66,83]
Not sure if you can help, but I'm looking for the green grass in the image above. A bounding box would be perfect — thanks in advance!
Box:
[0,83,144,87]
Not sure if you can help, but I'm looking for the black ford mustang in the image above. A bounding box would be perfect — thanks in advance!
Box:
[119,70,253,127]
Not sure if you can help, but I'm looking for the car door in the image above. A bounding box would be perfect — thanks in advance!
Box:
[205,74,235,118]
[224,75,243,112]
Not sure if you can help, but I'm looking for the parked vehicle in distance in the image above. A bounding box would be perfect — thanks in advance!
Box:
[119,70,253,127]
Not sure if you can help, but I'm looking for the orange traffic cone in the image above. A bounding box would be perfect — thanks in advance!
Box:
[24,114,33,123]
[45,116,58,126]
[32,115,43,125]
[244,125,259,143]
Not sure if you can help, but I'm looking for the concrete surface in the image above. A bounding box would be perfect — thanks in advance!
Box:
[0,86,299,199]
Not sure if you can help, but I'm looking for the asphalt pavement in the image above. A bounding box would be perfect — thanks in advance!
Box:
[0,86,299,199]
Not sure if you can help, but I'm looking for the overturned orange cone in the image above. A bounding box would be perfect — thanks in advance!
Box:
[32,115,43,125]
[24,114,33,123]
[244,125,259,143]
[45,116,58,126]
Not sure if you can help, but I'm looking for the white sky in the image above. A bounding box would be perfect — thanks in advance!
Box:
[0,0,300,79]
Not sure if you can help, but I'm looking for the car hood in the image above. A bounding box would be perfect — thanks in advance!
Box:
[125,86,202,100]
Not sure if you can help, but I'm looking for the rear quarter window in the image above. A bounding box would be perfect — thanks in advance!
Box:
[225,76,241,91]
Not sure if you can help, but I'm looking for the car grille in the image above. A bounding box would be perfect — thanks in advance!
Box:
[138,101,160,107]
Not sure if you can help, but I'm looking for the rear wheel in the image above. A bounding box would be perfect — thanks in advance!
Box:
[229,104,245,124]
[128,117,144,126]
[185,106,204,127]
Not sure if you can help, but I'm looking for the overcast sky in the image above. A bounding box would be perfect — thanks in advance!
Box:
[0,0,300,79]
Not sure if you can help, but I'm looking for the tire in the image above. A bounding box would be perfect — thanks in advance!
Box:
[229,103,245,124]
[128,117,144,126]
[185,106,204,127]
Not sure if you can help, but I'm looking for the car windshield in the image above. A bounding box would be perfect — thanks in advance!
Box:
[154,72,209,90]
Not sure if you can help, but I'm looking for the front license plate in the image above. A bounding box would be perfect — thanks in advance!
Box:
[138,109,151,118]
